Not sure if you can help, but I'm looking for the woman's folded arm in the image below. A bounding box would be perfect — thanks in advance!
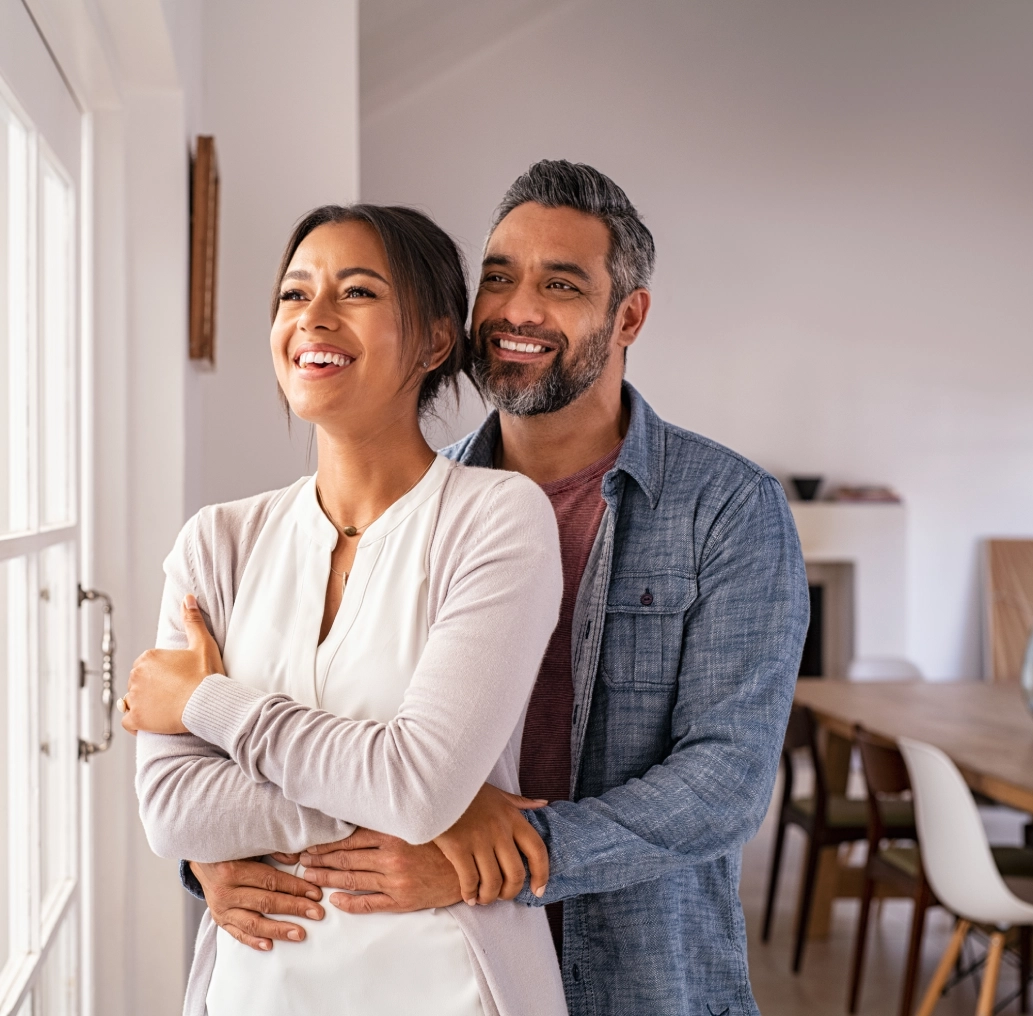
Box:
[182,474,562,846]
[135,730,354,860]
[135,501,352,861]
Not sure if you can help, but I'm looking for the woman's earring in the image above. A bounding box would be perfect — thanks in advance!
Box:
[422,361,429,368]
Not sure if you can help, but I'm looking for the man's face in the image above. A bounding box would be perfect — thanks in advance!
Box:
[470,203,618,416]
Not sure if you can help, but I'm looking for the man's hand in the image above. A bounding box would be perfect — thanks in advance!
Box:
[300,830,464,914]
[190,858,325,952]
[301,784,550,912]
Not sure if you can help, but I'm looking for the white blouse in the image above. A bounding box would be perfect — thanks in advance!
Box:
[205,455,484,1016]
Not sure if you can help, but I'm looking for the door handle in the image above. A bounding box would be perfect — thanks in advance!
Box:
[78,586,117,760]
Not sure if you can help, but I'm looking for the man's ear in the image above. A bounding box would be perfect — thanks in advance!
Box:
[615,289,651,351]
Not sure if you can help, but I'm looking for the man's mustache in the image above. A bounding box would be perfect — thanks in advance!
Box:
[475,319,568,351]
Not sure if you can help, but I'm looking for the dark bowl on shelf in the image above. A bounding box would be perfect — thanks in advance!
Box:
[791,476,823,502]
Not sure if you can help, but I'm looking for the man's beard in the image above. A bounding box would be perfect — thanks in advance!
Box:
[470,314,615,417]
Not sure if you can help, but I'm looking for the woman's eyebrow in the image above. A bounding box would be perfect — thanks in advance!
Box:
[337,267,389,283]
[281,267,389,283]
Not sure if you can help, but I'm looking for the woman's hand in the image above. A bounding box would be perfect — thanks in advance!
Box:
[121,594,225,735]
[432,783,550,906]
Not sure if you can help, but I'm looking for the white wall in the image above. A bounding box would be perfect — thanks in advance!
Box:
[360,0,1033,681]
[191,0,360,513]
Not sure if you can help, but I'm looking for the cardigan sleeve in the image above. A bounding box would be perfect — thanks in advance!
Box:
[135,511,354,860]
[180,473,562,846]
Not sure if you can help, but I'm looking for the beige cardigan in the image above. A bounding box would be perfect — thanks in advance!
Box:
[135,461,567,1016]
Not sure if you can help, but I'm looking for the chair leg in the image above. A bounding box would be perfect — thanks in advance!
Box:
[793,833,822,974]
[976,931,1006,1016]
[914,919,971,1016]
[1020,926,1031,1014]
[847,872,877,1013]
[899,884,932,1016]
[761,817,788,942]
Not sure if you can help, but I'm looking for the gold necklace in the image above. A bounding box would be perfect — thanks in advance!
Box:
[316,456,436,539]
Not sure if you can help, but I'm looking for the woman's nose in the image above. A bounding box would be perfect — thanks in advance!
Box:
[298,289,338,331]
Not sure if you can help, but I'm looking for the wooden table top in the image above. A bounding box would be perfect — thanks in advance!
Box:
[794,678,1033,813]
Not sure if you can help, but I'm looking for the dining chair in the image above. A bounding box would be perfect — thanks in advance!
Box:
[848,727,935,1016]
[761,706,915,972]
[899,737,1033,1016]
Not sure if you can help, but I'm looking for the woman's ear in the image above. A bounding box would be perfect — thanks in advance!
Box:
[424,318,456,372]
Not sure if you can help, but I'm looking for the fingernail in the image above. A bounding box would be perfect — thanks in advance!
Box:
[306,909,321,920]
[534,885,547,898]
[466,897,477,906]
[303,870,317,881]
[287,930,301,941]
[305,890,322,901]
[300,854,312,864]
[259,941,271,951]
[184,593,198,609]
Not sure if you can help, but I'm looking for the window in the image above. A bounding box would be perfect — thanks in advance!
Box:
[0,74,82,1016]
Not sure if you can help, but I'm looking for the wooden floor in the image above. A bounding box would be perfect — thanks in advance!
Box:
[741,773,1030,1015]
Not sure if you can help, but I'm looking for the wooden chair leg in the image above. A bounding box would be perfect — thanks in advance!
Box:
[976,931,1006,1016]
[1020,925,1031,1014]
[761,816,788,942]
[915,919,970,1016]
[899,884,932,1016]
[847,872,877,1013]
[793,832,822,974]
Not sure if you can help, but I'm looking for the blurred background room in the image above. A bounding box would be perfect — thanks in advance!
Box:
[1,0,1032,1013]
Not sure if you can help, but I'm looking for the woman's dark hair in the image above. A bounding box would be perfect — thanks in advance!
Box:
[272,203,468,414]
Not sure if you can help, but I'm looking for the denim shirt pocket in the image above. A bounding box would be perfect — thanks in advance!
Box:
[599,571,697,690]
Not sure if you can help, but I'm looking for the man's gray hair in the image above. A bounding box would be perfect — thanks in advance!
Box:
[489,160,656,313]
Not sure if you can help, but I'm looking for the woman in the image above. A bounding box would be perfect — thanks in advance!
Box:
[124,205,567,1016]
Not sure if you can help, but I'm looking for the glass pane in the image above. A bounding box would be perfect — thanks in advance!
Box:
[1,99,30,534]
[37,903,77,1016]
[39,159,74,527]
[1,554,28,982]
[1,558,9,975]
[39,543,75,903]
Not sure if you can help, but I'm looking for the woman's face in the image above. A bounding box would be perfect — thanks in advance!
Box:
[271,220,416,431]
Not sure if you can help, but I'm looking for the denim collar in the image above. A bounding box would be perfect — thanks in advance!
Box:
[456,382,665,509]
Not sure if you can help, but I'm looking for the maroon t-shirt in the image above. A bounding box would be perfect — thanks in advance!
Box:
[520,440,623,957]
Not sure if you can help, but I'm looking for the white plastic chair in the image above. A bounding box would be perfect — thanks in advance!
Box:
[848,657,923,681]
[899,737,1033,1016]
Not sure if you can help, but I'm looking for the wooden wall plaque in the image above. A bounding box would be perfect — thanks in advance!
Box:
[189,135,219,363]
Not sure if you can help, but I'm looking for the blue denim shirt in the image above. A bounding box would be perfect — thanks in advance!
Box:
[442,383,809,1016]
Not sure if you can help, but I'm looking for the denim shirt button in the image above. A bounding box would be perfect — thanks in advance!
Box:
[640,589,653,606]
[571,964,581,982]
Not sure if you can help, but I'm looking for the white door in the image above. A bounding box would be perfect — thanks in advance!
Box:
[1,2,93,1013]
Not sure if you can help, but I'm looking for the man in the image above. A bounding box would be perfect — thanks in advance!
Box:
[187,160,809,1014]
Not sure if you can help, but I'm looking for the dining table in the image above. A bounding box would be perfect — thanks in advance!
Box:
[788,677,1033,937]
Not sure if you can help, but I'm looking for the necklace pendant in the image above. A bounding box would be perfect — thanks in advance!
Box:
[342,525,358,537]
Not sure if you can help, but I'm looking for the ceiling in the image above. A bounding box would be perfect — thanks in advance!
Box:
[360,0,559,118]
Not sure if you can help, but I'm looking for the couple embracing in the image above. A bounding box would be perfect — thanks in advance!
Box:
[123,160,809,1016]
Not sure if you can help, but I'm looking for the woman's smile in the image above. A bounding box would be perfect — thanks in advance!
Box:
[293,342,356,380]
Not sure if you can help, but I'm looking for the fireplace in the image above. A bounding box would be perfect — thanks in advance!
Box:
[790,502,906,678]
[799,562,855,677]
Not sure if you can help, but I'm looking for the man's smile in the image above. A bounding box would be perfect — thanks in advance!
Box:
[489,333,559,363]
